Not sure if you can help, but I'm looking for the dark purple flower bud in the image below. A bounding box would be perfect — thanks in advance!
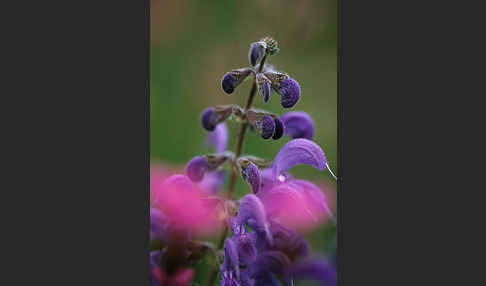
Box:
[201,107,218,131]
[286,258,337,286]
[239,160,261,194]
[256,73,271,103]
[272,139,327,180]
[280,111,315,140]
[256,115,275,140]
[186,156,209,182]
[207,122,228,153]
[272,118,284,140]
[221,68,253,95]
[231,194,272,245]
[275,78,301,108]
[249,42,266,66]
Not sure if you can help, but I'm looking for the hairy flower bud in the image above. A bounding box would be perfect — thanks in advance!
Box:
[261,36,279,55]
[201,107,218,131]
[274,78,301,108]
[186,156,210,182]
[249,41,266,66]
[256,73,271,103]
[238,159,262,194]
[221,68,253,95]
[281,111,314,139]
[272,117,284,140]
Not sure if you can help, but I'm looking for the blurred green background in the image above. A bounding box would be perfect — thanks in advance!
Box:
[151,0,336,284]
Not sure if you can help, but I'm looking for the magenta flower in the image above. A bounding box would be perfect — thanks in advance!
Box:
[152,174,223,236]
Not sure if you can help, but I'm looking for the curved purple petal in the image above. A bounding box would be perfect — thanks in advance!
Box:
[280,111,315,140]
[231,194,272,245]
[287,258,337,286]
[207,122,228,153]
[256,115,275,140]
[272,118,284,140]
[276,78,300,108]
[186,156,209,182]
[241,162,261,194]
[272,139,327,180]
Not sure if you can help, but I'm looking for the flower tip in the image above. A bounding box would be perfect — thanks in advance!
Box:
[240,161,262,194]
[221,73,236,94]
[201,107,217,131]
[249,42,265,66]
[186,156,209,182]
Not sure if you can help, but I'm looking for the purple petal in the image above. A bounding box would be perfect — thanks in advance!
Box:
[201,107,218,131]
[231,194,272,245]
[241,162,261,194]
[280,111,314,140]
[221,271,242,286]
[272,118,284,140]
[256,115,275,140]
[260,168,292,192]
[272,139,327,180]
[207,122,228,153]
[291,180,334,222]
[222,238,240,279]
[186,156,209,182]
[265,221,310,261]
[276,78,300,108]
[248,251,291,279]
[253,274,281,286]
[287,258,337,286]
[233,233,257,265]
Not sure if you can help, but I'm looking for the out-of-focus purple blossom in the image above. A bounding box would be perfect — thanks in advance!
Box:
[207,122,228,153]
[221,239,241,286]
[248,251,290,284]
[240,161,261,194]
[256,115,275,140]
[186,156,209,182]
[286,257,337,286]
[150,207,168,241]
[280,111,314,140]
[232,232,257,265]
[273,78,300,108]
[198,170,225,194]
[272,117,284,140]
[264,221,310,261]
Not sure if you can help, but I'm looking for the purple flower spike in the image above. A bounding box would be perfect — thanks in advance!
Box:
[232,194,272,245]
[276,78,301,108]
[272,139,327,180]
[221,73,238,94]
[272,117,284,140]
[241,161,261,194]
[281,111,315,140]
[201,107,218,131]
[186,156,209,182]
[256,115,275,140]
[286,258,337,286]
[207,122,228,153]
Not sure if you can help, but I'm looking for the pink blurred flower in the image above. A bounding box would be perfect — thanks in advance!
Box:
[152,174,223,236]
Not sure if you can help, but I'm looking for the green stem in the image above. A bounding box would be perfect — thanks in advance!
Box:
[204,55,267,286]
